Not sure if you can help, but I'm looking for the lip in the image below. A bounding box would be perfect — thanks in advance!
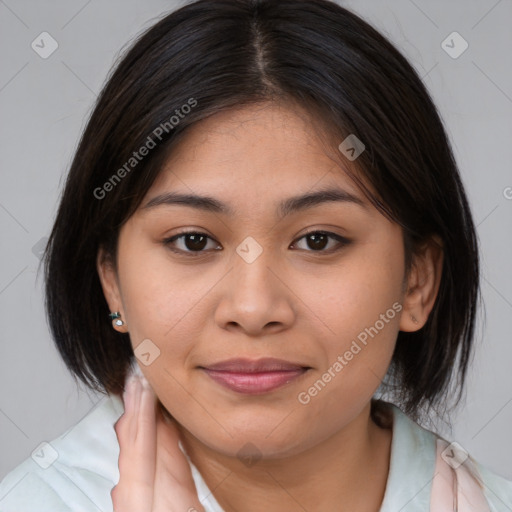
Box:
[200,358,311,395]
[202,357,308,373]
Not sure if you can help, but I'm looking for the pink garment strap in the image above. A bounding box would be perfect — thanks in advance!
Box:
[430,438,491,511]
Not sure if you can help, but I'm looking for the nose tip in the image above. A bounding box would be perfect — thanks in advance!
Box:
[214,252,296,336]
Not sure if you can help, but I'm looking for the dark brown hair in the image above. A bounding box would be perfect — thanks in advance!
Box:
[42,0,480,421]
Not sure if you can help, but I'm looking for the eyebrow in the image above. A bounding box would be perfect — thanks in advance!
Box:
[141,186,367,218]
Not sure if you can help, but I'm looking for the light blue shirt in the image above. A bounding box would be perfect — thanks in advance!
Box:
[1,395,510,511]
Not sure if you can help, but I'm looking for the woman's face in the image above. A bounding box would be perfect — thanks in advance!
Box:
[99,102,416,459]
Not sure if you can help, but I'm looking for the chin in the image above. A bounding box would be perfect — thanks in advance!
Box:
[187,421,314,461]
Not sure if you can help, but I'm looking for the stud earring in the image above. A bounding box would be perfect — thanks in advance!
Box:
[109,311,125,328]
[411,314,419,325]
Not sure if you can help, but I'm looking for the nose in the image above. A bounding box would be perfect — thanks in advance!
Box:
[214,243,296,337]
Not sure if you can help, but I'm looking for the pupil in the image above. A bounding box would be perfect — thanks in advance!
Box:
[308,233,327,250]
[186,234,207,251]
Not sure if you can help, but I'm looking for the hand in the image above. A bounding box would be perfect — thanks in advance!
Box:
[112,372,206,512]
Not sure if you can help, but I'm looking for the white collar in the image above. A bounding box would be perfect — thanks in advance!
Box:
[184,401,437,511]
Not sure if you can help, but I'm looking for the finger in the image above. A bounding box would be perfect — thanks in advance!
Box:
[112,374,156,512]
[133,375,158,484]
[113,374,143,508]
[153,406,205,512]
[113,373,142,464]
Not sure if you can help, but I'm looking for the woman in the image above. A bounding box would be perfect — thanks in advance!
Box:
[1,0,511,510]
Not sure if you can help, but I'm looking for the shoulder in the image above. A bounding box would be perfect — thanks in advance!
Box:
[431,436,512,511]
[475,459,512,511]
[377,401,512,511]
[377,401,439,511]
[0,394,124,512]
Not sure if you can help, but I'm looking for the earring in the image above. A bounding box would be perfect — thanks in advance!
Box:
[109,311,125,328]
[411,314,419,325]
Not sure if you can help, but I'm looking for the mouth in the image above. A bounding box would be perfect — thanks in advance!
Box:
[199,358,312,395]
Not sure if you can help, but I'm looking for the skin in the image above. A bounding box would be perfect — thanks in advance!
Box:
[98,102,443,511]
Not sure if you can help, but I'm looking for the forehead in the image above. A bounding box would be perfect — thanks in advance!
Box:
[142,102,372,210]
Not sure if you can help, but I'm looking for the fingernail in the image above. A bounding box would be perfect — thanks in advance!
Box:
[131,362,144,378]
[123,374,140,412]
[140,374,152,391]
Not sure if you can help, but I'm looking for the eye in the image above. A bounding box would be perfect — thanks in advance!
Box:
[291,231,351,252]
[163,229,351,256]
[163,231,221,255]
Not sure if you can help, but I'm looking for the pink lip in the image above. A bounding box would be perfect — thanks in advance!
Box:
[200,358,310,395]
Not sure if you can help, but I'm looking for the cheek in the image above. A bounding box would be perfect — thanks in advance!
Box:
[299,247,403,392]
[299,249,403,344]
[118,244,208,341]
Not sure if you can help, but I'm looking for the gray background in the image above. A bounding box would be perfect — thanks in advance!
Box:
[0,0,511,483]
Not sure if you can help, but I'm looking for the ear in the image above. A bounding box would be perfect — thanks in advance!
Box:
[96,247,128,333]
[399,234,444,332]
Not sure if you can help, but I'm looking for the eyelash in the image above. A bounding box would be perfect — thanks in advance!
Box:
[162,230,351,256]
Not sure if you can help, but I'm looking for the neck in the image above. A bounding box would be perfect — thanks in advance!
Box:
[178,401,393,512]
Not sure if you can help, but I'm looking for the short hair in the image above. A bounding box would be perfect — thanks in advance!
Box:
[42,0,480,421]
